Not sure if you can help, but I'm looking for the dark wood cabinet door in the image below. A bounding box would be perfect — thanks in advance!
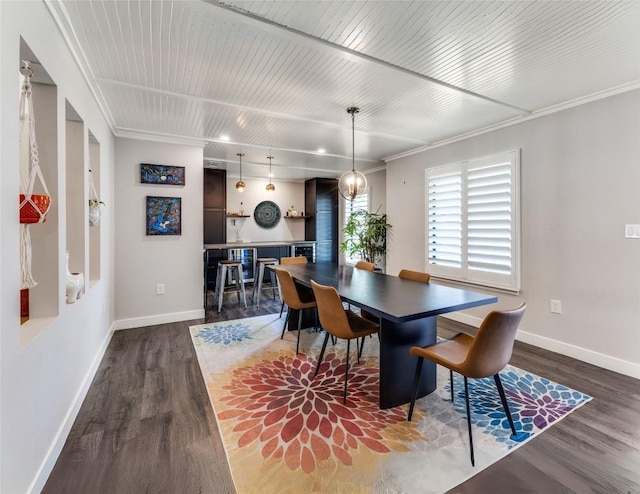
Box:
[203,168,226,244]
[204,210,226,244]
[305,178,338,263]
[204,168,226,209]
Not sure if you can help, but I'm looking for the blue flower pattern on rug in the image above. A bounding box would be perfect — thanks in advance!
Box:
[447,369,591,447]
[197,322,253,345]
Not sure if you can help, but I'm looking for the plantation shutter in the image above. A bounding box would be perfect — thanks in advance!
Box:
[425,151,520,292]
[426,166,463,276]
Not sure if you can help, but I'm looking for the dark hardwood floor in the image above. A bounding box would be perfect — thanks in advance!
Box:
[43,291,640,494]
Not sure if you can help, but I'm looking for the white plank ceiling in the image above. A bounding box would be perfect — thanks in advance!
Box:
[45,0,640,180]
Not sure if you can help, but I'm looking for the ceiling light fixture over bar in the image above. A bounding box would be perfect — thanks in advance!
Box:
[266,156,275,192]
[236,153,246,192]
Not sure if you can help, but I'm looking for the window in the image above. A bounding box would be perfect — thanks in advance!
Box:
[343,192,369,264]
[425,150,520,292]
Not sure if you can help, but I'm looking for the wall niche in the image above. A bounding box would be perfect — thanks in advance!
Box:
[19,39,59,340]
[65,100,86,302]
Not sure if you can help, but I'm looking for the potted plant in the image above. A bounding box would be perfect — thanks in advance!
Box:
[340,209,391,269]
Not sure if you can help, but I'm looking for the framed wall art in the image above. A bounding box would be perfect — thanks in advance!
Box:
[146,196,182,236]
[140,163,185,185]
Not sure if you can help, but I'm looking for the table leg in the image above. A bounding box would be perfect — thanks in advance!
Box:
[378,316,437,409]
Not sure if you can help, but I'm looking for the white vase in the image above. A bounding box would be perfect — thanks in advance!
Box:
[65,252,84,304]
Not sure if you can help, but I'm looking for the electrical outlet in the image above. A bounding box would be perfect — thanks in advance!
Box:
[156,283,165,295]
[550,299,561,314]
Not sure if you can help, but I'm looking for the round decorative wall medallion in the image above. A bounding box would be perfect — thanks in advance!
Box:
[253,200,281,229]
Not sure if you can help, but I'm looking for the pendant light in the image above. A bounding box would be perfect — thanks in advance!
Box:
[266,156,275,192]
[235,152,245,192]
[338,107,367,201]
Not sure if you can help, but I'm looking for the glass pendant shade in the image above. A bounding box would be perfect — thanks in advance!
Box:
[235,152,245,192]
[266,156,275,192]
[338,169,367,201]
[338,106,367,201]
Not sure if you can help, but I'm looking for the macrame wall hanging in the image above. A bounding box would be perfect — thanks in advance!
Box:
[19,60,51,292]
[88,168,103,226]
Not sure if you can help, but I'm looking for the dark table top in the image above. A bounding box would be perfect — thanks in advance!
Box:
[277,263,498,323]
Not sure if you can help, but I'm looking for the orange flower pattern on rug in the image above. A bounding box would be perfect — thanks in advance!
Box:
[217,351,423,474]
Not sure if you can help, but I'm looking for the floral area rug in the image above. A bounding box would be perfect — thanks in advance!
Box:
[190,314,591,494]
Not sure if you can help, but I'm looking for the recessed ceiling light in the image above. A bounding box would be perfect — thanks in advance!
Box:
[317,148,326,154]
[220,135,230,142]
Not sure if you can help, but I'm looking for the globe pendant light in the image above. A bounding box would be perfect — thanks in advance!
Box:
[338,107,367,202]
[266,156,275,192]
[235,152,245,192]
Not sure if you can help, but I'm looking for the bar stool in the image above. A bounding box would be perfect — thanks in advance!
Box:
[215,260,247,312]
[253,258,280,307]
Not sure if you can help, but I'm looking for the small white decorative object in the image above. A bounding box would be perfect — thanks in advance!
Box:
[65,251,84,304]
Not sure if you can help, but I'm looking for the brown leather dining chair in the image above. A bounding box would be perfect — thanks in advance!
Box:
[398,268,430,284]
[407,303,526,467]
[354,260,375,271]
[274,267,317,355]
[310,280,379,404]
[278,256,308,317]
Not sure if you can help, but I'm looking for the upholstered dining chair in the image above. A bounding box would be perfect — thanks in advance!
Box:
[310,280,379,404]
[407,303,526,466]
[398,268,430,284]
[274,267,317,355]
[278,256,308,317]
[354,260,375,271]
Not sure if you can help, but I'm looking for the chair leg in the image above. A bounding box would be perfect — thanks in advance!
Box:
[343,339,351,404]
[313,332,331,378]
[407,357,424,421]
[357,336,365,362]
[281,309,290,339]
[494,374,517,436]
[464,376,475,467]
[217,265,226,313]
[450,369,454,402]
[296,310,302,355]
[279,301,285,318]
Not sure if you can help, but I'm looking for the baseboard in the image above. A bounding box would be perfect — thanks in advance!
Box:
[113,309,205,331]
[27,322,116,494]
[441,313,640,380]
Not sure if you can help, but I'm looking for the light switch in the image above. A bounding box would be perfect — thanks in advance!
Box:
[625,224,640,238]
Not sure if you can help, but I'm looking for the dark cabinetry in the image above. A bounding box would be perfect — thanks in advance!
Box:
[305,178,338,263]
[203,168,226,244]
[256,246,290,260]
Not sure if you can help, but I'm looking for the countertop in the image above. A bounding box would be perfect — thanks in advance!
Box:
[204,240,315,249]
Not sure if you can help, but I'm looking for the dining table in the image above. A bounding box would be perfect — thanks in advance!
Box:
[276,263,498,409]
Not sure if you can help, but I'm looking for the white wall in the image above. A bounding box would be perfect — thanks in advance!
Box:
[226,177,306,243]
[1,2,115,492]
[387,89,640,378]
[114,138,204,329]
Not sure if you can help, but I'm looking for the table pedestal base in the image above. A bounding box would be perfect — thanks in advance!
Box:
[379,316,437,409]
